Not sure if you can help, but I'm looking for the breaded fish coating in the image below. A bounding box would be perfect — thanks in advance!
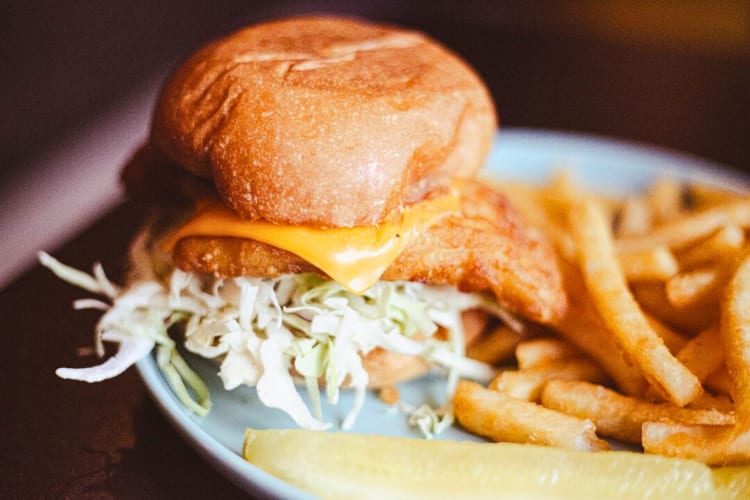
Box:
[172,180,566,323]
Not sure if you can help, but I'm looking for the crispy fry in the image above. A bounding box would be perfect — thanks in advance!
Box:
[545,170,619,224]
[465,324,522,365]
[642,423,750,466]
[568,199,702,406]
[542,380,733,444]
[619,246,679,282]
[687,183,745,210]
[665,265,731,309]
[553,302,647,397]
[489,357,608,402]
[552,259,648,396]
[467,174,750,464]
[677,325,725,382]
[615,197,652,237]
[643,312,687,354]
[631,283,717,334]
[453,380,609,451]
[547,169,578,199]
[687,392,734,413]
[643,325,724,401]
[706,368,734,397]
[720,251,750,432]
[514,337,581,370]
[641,248,750,465]
[490,179,577,261]
[647,177,684,225]
[616,198,750,254]
[461,309,492,345]
[678,225,745,269]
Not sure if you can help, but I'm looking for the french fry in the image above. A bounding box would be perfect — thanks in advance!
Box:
[631,283,717,334]
[539,223,577,262]
[568,199,702,406]
[514,337,581,370]
[553,304,647,397]
[619,246,679,282]
[489,179,578,261]
[553,259,648,396]
[688,392,734,413]
[720,251,750,432]
[547,169,577,197]
[461,309,491,345]
[665,265,731,309]
[545,169,619,230]
[465,324,521,365]
[616,198,750,254]
[687,182,745,210]
[676,325,725,382]
[706,368,734,397]
[643,238,750,465]
[453,380,609,451]
[678,225,745,269]
[489,357,608,402]
[644,312,687,354]
[541,380,733,444]
[642,423,750,466]
[646,177,684,225]
[475,175,750,465]
[554,306,648,397]
[643,325,724,402]
[615,197,652,237]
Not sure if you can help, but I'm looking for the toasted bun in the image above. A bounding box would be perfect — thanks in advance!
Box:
[151,16,496,227]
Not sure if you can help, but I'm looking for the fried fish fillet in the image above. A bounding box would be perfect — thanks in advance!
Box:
[172,180,566,323]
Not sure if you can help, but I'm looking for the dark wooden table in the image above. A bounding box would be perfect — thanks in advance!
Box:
[3,4,750,498]
[4,202,253,498]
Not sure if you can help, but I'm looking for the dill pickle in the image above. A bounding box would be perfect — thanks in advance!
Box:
[243,428,746,499]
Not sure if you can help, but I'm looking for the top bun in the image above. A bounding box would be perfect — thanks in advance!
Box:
[152,16,496,227]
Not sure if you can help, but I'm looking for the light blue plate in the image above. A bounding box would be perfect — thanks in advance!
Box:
[136,129,745,499]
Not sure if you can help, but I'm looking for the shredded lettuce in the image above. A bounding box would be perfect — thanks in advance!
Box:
[39,246,499,434]
[407,404,455,440]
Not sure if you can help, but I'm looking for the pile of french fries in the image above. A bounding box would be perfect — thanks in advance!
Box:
[457,173,750,466]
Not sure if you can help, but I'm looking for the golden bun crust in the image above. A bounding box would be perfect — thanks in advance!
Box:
[152,16,496,227]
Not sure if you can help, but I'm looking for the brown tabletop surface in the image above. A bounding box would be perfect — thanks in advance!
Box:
[4,202,253,498]
[3,4,750,499]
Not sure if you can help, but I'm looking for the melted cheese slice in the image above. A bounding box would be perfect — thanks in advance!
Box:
[162,191,460,294]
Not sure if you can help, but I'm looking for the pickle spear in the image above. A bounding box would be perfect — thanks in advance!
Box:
[243,428,749,499]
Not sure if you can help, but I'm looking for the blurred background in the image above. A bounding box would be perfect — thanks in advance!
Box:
[2,0,749,177]
[1,0,750,285]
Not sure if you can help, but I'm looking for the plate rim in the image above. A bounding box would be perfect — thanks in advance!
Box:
[136,349,313,499]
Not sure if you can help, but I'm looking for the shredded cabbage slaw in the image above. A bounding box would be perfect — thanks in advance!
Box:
[39,240,498,433]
